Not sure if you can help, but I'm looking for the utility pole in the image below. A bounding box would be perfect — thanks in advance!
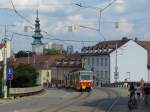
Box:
[26,51,30,64]
[75,0,117,41]
[114,43,119,83]
[1,24,15,98]
[3,38,8,99]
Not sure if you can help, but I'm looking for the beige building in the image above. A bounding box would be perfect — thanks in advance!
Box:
[15,55,63,86]
[51,54,82,87]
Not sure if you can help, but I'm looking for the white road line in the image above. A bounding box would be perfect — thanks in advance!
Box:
[107,96,120,112]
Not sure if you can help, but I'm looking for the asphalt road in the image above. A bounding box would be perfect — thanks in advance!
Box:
[0,87,149,112]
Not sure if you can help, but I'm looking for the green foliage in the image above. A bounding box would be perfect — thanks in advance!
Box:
[0,76,2,94]
[15,50,33,58]
[45,49,62,55]
[12,64,39,87]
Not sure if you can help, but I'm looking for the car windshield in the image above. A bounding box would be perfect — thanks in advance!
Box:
[80,71,92,80]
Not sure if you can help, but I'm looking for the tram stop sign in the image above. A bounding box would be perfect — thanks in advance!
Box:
[7,67,13,80]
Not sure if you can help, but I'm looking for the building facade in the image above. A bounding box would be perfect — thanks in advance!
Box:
[0,40,12,61]
[81,38,149,84]
[51,54,82,87]
[14,55,63,86]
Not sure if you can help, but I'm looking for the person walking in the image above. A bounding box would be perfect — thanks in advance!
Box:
[144,84,149,106]
[136,83,141,102]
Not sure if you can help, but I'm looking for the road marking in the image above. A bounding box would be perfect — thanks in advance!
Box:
[106,96,120,112]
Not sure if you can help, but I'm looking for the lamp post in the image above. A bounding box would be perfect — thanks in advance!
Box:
[127,72,131,82]
[26,51,30,64]
[114,43,119,83]
[75,0,117,40]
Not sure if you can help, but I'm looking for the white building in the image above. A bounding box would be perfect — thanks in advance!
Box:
[0,40,12,61]
[81,37,150,84]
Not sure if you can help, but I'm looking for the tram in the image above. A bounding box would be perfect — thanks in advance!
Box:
[64,69,94,91]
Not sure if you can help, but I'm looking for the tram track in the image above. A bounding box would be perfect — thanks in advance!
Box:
[90,88,120,112]
[37,88,121,112]
[51,92,91,112]
[38,91,91,112]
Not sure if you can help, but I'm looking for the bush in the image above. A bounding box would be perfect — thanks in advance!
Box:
[11,64,39,88]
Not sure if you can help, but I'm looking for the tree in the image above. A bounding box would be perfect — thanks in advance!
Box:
[11,64,39,87]
[15,50,33,58]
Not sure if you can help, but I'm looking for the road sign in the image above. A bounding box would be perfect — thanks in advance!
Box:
[7,67,13,80]
[114,72,119,80]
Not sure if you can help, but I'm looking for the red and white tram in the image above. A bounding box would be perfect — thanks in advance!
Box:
[64,69,94,91]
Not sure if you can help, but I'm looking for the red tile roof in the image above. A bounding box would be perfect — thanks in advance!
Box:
[51,54,82,68]
[82,37,150,68]
[82,37,130,54]
[0,44,5,49]
[14,55,64,69]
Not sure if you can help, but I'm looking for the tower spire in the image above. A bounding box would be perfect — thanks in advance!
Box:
[32,10,44,54]
[37,9,38,18]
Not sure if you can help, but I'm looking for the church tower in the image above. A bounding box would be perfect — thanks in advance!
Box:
[32,10,44,54]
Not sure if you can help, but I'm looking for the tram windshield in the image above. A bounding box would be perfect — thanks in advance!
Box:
[80,71,93,80]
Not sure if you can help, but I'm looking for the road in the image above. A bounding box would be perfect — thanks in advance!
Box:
[0,87,149,112]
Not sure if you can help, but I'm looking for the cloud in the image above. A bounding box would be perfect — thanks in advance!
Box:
[11,0,72,13]
[114,0,126,13]
[48,21,66,35]
[116,18,133,33]
[67,15,84,24]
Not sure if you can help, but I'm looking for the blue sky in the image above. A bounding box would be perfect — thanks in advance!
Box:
[0,0,150,52]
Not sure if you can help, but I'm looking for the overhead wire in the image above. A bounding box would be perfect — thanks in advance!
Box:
[10,32,99,43]
[9,0,100,44]
[10,0,34,26]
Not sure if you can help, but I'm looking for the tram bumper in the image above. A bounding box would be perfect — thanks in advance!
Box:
[81,86,86,90]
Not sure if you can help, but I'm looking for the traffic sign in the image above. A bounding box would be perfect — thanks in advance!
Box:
[7,67,13,80]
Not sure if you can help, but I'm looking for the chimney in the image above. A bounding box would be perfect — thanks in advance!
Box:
[122,37,128,42]
[134,37,138,42]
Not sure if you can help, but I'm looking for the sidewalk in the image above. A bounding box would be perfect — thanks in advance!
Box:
[0,98,13,104]
[0,90,47,105]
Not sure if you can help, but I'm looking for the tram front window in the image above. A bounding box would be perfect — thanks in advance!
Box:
[80,72,91,80]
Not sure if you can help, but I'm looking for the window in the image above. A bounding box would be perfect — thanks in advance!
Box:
[88,58,90,65]
[97,58,99,66]
[105,58,108,66]
[101,70,103,79]
[96,70,99,79]
[92,58,95,66]
[101,58,103,66]
[105,71,107,79]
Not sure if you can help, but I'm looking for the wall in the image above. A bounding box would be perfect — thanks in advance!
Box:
[83,55,110,84]
[51,67,81,85]
[0,40,12,61]
[10,86,43,95]
[110,40,148,83]
[37,69,51,85]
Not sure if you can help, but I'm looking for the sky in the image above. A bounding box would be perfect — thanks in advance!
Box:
[0,0,150,52]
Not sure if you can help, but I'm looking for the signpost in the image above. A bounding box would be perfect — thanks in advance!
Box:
[7,67,13,80]
[7,67,13,96]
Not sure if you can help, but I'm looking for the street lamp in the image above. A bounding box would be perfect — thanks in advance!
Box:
[114,43,119,83]
[127,72,131,82]
[26,51,31,64]
[75,0,117,40]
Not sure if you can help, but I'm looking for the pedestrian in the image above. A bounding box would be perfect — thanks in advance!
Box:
[136,83,141,102]
[140,78,144,96]
[144,84,149,106]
